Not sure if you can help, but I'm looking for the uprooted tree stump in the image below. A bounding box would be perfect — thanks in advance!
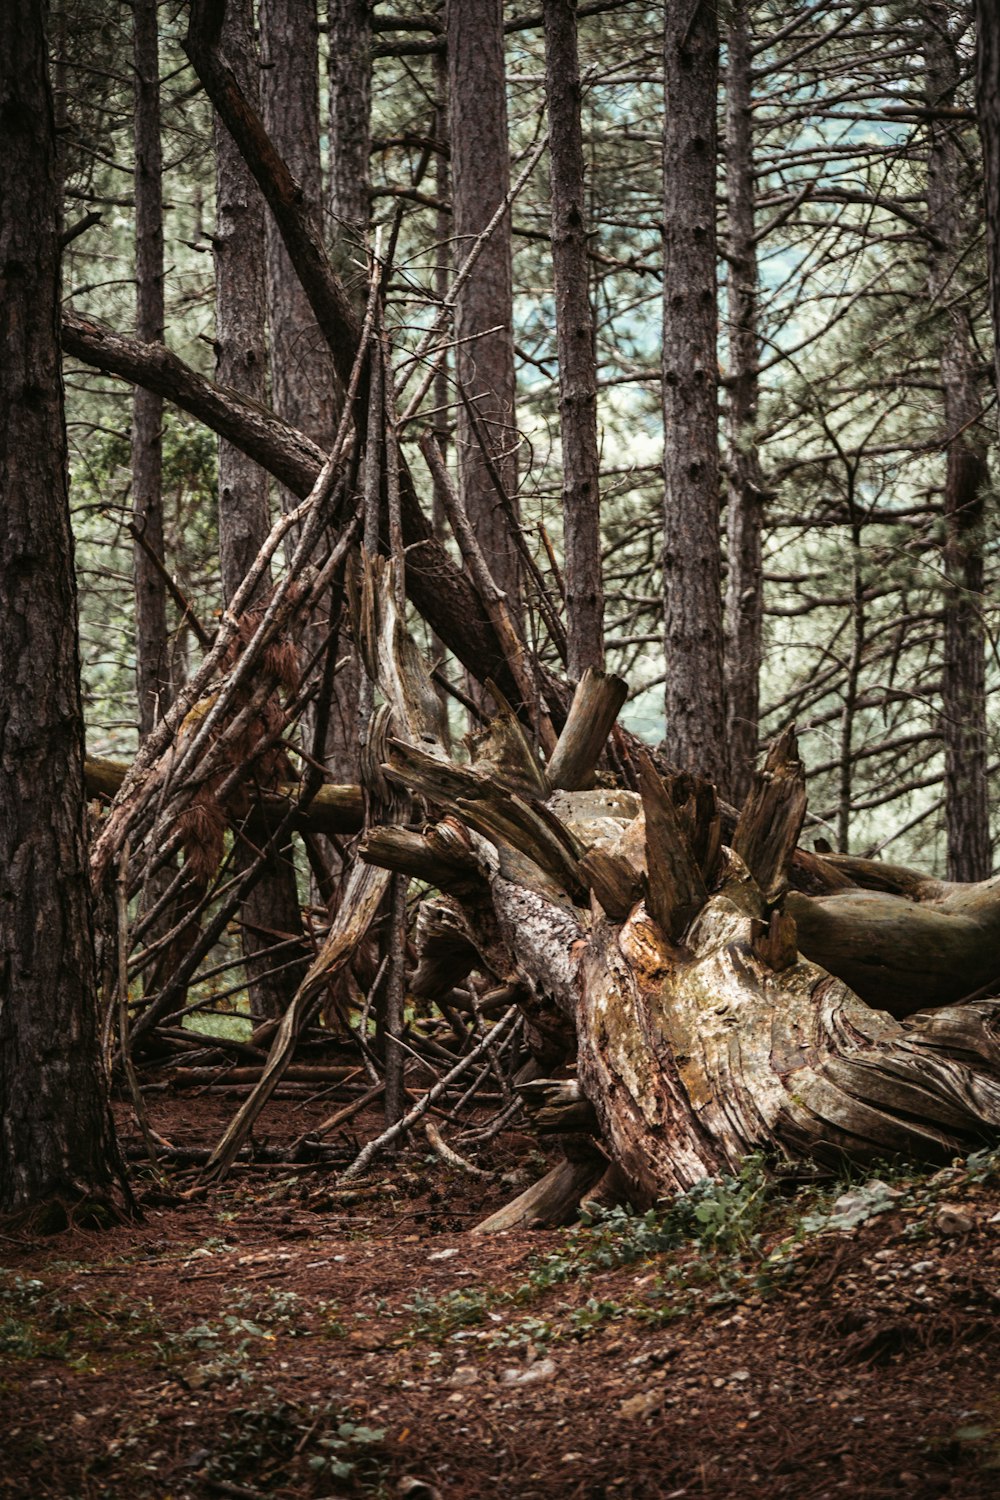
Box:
[355,562,1000,1225]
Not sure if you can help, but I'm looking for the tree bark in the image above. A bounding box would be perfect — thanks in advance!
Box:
[213,0,271,609]
[0,0,122,1219]
[543,0,604,677]
[214,0,308,1019]
[447,0,520,605]
[926,2,992,882]
[328,0,372,292]
[393,733,1000,1202]
[661,0,727,789]
[84,755,364,837]
[260,0,337,465]
[325,0,372,786]
[722,0,764,805]
[88,8,535,717]
[975,0,1000,439]
[183,0,361,396]
[256,0,345,630]
[132,0,169,737]
[261,0,359,792]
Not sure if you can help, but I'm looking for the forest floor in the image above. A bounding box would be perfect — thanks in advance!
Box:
[2,1092,1000,1500]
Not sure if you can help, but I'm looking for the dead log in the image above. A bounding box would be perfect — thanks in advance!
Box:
[546,668,629,790]
[517,1077,600,1134]
[787,875,1000,1018]
[85,755,364,838]
[472,1156,607,1233]
[157,1064,356,1087]
[731,725,807,902]
[637,750,708,943]
[424,1120,493,1178]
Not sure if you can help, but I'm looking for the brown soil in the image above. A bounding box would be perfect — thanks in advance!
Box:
[2,1092,999,1500]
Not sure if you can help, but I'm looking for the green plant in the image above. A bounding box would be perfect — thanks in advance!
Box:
[0,1315,65,1360]
[568,1296,625,1335]
[922,1409,1000,1473]
[205,1394,386,1491]
[0,1274,46,1306]
[486,1313,555,1351]
[656,1155,772,1254]
[402,1287,489,1341]
[519,1155,774,1299]
[308,1418,387,1483]
[966,1145,1000,1183]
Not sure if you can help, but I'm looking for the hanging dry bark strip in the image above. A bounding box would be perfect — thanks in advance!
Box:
[91,465,356,890]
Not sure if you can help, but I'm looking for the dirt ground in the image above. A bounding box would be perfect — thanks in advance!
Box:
[2,1091,999,1500]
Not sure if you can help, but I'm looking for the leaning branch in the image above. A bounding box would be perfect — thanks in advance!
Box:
[63,312,519,704]
[184,0,360,392]
[62,311,323,496]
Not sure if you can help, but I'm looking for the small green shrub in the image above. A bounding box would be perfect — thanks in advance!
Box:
[205,1394,386,1490]
[401,1288,489,1341]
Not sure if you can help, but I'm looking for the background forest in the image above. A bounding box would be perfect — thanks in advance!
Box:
[7,8,1000,1494]
[62,0,999,877]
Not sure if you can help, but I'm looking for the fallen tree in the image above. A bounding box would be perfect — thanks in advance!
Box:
[353,562,1000,1220]
[84,755,363,839]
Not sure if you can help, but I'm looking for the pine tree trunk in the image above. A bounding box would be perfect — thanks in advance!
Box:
[214,0,308,1020]
[328,0,371,290]
[260,0,335,464]
[927,3,992,882]
[428,46,454,740]
[722,0,764,806]
[447,0,520,605]
[975,0,1000,440]
[0,0,122,1219]
[132,0,169,738]
[661,0,727,788]
[260,0,358,789]
[543,0,604,678]
[213,0,271,608]
[324,0,370,780]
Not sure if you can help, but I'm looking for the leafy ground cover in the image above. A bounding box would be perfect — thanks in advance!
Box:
[2,1093,1000,1498]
